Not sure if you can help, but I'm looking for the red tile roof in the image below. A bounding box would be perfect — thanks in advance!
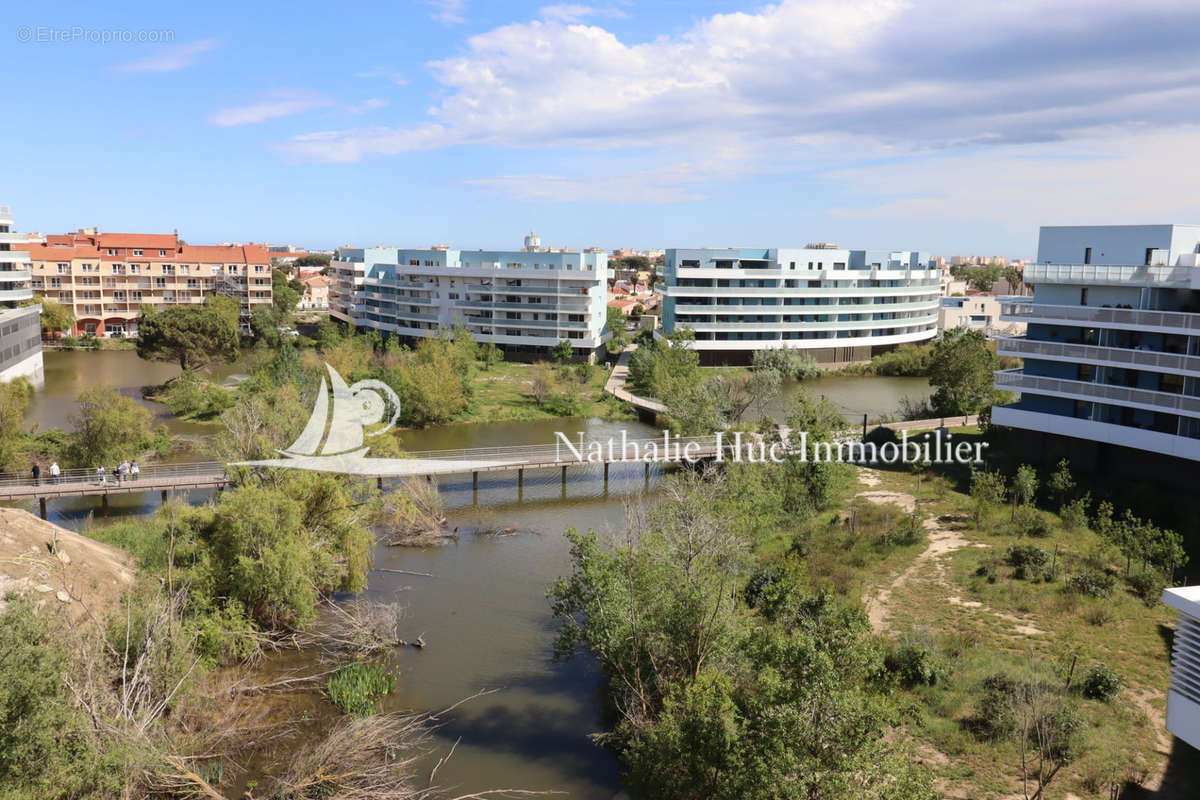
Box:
[301,275,332,288]
[178,244,270,264]
[29,242,102,260]
[97,232,179,250]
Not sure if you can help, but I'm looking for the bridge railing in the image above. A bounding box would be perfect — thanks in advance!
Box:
[399,435,723,463]
[0,461,227,489]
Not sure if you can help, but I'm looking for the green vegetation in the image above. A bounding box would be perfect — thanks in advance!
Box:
[23,296,75,336]
[325,662,397,717]
[750,347,820,380]
[136,299,239,371]
[550,466,933,800]
[66,385,171,466]
[549,422,1190,798]
[928,327,1005,417]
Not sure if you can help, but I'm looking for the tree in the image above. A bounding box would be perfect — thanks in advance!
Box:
[552,339,574,364]
[272,267,300,318]
[1046,458,1075,505]
[0,378,33,471]
[204,294,240,331]
[27,298,74,337]
[1011,464,1039,511]
[67,386,155,466]
[970,468,1007,527]
[136,305,239,371]
[606,306,630,356]
[292,254,331,268]
[528,362,555,406]
[928,328,999,416]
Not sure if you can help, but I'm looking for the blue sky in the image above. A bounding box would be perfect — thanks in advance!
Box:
[5,0,1200,257]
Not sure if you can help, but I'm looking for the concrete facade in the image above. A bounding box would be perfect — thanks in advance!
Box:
[661,247,940,363]
[993,224,1200,463]
[329,247,608,356]
[0,206,43,387]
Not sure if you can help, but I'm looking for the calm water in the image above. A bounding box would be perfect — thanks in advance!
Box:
[777,373,932,421]
[12,351,931,797]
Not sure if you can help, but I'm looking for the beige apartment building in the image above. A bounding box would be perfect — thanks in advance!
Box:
[30,231,272,337]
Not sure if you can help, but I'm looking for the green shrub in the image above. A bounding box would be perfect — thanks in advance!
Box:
[1012,505,1051,538]
[1060,495,1090,532]
[1005,544,1050,580]
[325,661,396,717]
[1127,571,1166,606]
[1067,569,1116,599]
[885,644,944,688]
[1079,664,1124,702]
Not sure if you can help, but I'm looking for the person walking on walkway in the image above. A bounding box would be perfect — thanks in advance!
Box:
[31,463,40,486]
[119,460,129,482]
[96,465,105,484]
[131,460,140,481]
[49,461,60,484]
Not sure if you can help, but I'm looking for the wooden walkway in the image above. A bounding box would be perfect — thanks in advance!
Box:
[604,346,668,415]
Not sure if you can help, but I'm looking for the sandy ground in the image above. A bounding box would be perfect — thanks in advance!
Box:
[0,507,135,622]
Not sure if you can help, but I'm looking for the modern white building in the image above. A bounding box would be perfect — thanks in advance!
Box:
[1164,586,1200,751]
[0,205,43,387]
[329,246,609,358]
[939,295,1026,336]
[993,225,1200,464]
[662,247,940,364]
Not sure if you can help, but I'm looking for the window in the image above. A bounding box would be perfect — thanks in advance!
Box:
[133,249,143,256]
[1144,247,1155,266]
[159,249,167,257]
[1080,288,1088,306]
[1083,247,1092,265]
[57,263,69,274]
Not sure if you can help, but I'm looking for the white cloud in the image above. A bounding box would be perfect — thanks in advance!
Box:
[354,67,409,85]
[428,0,467,24]
[210,94,332,127]
[277,0,1200,225]
[539,4,627,23]
[828,126,1200,227]
[275,125,454,163]
[115,39,220,73]
[347,98,390,114]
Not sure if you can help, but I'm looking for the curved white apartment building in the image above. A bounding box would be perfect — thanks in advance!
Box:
[330,247,608,359]
[0,205,43,387]
[662,247,940,364]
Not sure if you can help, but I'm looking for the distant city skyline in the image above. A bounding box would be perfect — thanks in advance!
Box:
[5,0,1200,256]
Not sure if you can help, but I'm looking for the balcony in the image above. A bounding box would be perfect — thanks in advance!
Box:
[0,268,31,283]
[666,283,940,298]
[672,298,938,315]
[994,368,1200,419]
[0,250,30,264]
[0,286,32,302]
[996,336,1200,376]
[999,300,1200,334]
[1024,262,1194,287]
[991,406,1200,463]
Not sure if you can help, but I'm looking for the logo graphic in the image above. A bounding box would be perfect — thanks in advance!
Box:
[233,364,527,476]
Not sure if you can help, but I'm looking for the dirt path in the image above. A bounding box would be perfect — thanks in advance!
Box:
[856,468,1039,637]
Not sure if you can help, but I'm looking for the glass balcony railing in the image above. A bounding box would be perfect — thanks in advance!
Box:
[1024,263,1194,286]
[995,369,1200,417]
[999,300,1200,333]
[996,336,1200,375]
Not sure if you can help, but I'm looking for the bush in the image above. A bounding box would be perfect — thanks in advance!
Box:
[1068,569,1116,599]
[1012,505,1051,538]
[885,643,944,688]
[1079,664,1124,702]
[1005,544,1049,579]
[1060,495,1090,532]
[325,661,396,717]
[1127,571,1166,606]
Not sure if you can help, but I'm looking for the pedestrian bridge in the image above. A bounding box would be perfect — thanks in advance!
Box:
[0,416,975,519]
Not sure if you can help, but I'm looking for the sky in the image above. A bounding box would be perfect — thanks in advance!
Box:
[5,0,1200,257]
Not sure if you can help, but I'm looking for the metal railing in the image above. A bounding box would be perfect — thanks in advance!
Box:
[0,461,227,491]
[995,368,1200,417]
[1024,263,1194,286]
[996,336,1200,374]
[999,300,1200,333]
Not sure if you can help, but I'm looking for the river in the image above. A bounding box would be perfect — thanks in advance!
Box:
[13,350,934,797]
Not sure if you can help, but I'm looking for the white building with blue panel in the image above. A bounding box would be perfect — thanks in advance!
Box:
[330,246,608,358]
[993,225,1200,464]
[0,205,43,387]
[661,247,940,364]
